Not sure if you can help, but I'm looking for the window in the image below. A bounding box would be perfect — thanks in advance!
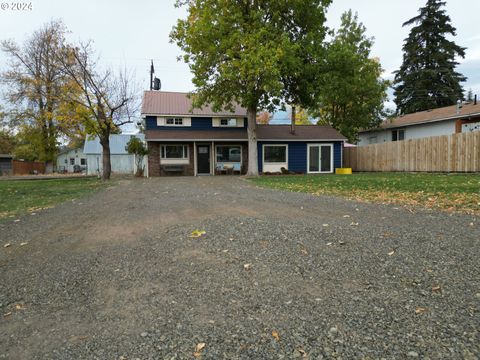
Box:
[219,118,237,127]
[64,159,67,164]
[81,158,86,166]
[166,118,183,125]
[392,129,405,141]
[161,145,188,159]
[70,158,75,165]
[216,145,241,162]
[264,145,287,163]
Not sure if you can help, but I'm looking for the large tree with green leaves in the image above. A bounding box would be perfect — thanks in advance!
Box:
[393,0,466,114]
[171,0,331,176]
[0,20,73,168]
[313,11,389,142]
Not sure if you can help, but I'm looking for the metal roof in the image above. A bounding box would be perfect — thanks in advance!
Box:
[83,134,145,155]
[145,125,346,141]
[141,91,247,117]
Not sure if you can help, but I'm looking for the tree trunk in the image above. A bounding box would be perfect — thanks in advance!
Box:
[246,106,258,176]
[100,136,111,181]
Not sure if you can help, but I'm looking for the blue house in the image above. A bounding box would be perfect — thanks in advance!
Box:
[142,91,346,176]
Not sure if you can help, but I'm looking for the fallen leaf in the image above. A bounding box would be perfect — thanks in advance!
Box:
[343,215,350,218]
[339,241,345,245]
[350,222,359,226]
[322,224,329,227]
[14,219,20,223]
[425,268,433,273]
[271,330,280,341]
[297,348,307,357]
[3,243,11,248]
[469,222,474,226]
[243,263,252,271]
[415,307,427,314]
[432,286,441,292]
[388,251,395,256]
[3,312,12,317]
[189,230,206,238]
[326,242,332,246]
[20,242,28,246]
[15,304,26,310]
[301,249,308,255]
[194,342,206,357]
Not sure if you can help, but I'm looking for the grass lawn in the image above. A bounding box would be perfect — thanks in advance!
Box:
[250,173,480,215]
[0,177,108,220]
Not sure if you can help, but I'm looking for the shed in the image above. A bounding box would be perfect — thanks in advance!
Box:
[83,134,145,175]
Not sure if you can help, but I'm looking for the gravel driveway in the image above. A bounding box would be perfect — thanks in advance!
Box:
[1,176,479,359]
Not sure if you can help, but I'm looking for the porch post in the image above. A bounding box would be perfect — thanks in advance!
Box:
[194,141,197,176]
[211,141,215,176]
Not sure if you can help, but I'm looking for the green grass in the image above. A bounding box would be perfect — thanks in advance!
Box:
[0,177,108,220]
[250,173,480,215]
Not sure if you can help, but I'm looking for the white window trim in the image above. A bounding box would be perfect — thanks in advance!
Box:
[156,117,191,127]
[160,144,189,164]
[262,144,289,174]
[215,145,242,164]
[307,143,334,174]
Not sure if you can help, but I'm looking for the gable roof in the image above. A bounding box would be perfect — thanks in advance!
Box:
[83,134,145,155]
[360,102,480,133]
[141,91,247,117]
[145,125,346,141]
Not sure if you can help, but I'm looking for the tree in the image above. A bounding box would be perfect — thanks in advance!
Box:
[171,0,331,176]
[466,88,473,102]
[312,11,389,142]
[0,129,15,154]
[393,0,466,114]
[294,107,312,125]
[125,136,148,177]
[256,111,273,125]
[0,20,73,167]
[59,42,138,180]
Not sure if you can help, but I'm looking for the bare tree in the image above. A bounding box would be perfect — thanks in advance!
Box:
[59,42,139,180]
[1,20,70,169]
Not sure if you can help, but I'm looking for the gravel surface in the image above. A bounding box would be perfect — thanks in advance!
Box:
[0,176,479,359]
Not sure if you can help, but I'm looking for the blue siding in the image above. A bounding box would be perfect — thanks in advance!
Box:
[146,116,246,131]
[258,141,343,173]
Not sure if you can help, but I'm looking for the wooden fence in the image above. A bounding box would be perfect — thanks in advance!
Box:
[12,160,46,175]
[344,131,480,172]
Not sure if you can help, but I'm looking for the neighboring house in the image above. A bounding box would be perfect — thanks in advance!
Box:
[56,147,87,173]
[141,91,346,176]
[358,101,480,146]
[83,134,145,175]
[0,154,13,176]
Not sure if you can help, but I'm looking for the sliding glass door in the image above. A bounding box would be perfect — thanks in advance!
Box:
[308,144,333,173]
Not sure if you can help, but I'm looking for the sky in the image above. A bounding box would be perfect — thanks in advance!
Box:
[0,0,479,121]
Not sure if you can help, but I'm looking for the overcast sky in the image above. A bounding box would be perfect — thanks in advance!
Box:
[1,0,479,111]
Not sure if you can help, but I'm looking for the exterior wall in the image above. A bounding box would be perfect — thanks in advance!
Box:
[358,120,457,146]
[85,154,136,175]
[145,116,246,132]
[56,148,87,173]
[257,141,343,173]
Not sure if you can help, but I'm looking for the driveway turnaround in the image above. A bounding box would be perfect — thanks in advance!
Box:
[1,177,478,359]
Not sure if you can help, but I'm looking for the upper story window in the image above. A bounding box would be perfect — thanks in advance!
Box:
[392,129,405,141]
[166,117,183,125]
[220,118,237,127]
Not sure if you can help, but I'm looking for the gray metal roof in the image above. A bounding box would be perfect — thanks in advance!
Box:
[83,134,145,155]
[141,91,247,117]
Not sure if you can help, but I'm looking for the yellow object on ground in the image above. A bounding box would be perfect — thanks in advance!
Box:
[335,168,352,175]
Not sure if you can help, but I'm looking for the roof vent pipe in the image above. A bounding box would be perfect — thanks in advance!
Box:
[475,94,477,105]
[456,99,462,114]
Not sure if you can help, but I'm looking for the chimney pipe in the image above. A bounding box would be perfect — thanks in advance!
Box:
[475,94,477,105]
[291,105,296,135]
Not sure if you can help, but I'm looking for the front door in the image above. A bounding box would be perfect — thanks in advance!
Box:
[197,145,211,174]
[308,144,333,173]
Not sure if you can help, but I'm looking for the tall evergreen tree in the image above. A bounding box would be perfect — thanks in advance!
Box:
[393,0,466,114]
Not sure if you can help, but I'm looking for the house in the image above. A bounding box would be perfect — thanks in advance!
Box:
[358,101,480,146]
[141,91,346,176]
[56,147,87,173]
[0,154,13,176]
[83,134,145,175]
